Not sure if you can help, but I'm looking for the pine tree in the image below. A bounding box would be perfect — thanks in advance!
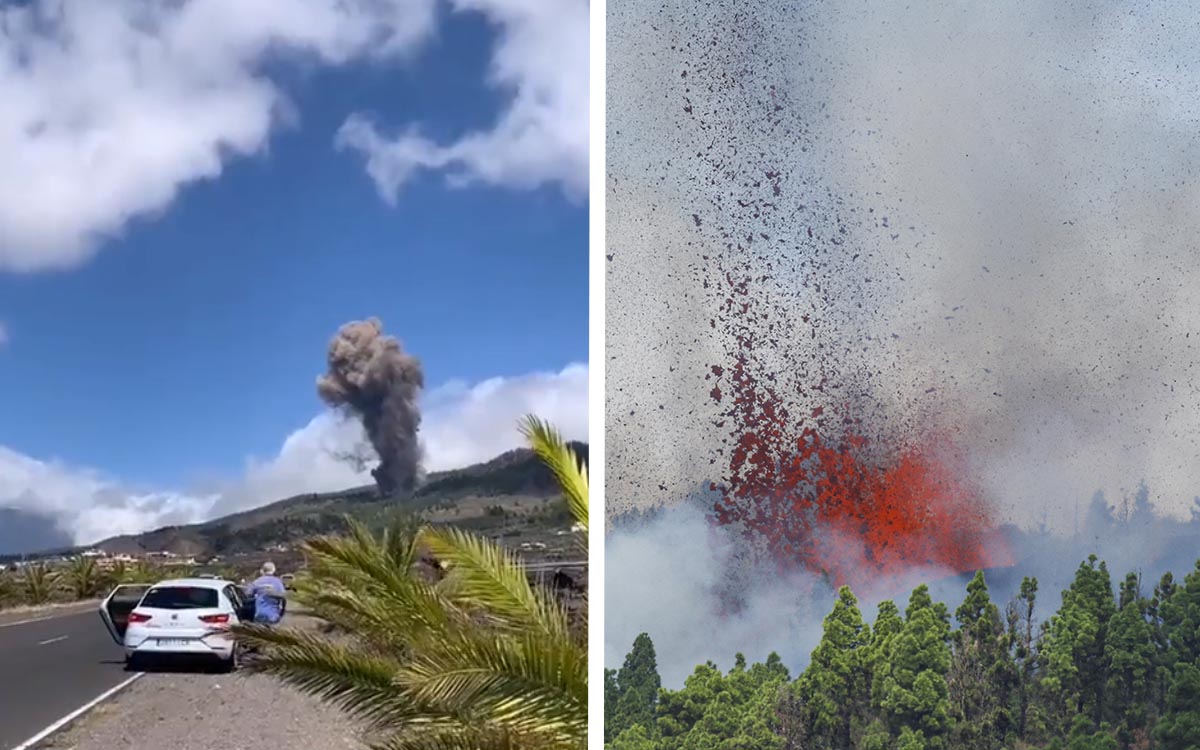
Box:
[1154,663,1200,750]
[1063,713,1119,750]
[1040,556,1116,732]
[656,655,787,750]
[657,662,724,750]
[609,723,656,750]
[1007,576,1042,742]
[1149,571,1178,715]
[1103,572,1154,744]
[605,668,621,743]
[795,585,871,749]
[611,633,662,741]
[949,571,1015,750]
[880,584,953,749]
[867,600,904,711]
[725,653,789,750]
[1160,560,1200,668]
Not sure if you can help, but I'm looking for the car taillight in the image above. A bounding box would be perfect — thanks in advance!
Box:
[199,614,230,625]
[127,612,151,624]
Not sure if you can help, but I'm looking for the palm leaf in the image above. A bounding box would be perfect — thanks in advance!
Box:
[518,416,588,534]
[235,623,416,730]
[367,722,539,750]
[419,525,566,639]
[400,629,586,736]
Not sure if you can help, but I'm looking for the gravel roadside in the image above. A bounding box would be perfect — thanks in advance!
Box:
[34,616,366,750]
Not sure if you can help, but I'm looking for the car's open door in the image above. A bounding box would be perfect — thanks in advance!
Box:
[98,584,153,645]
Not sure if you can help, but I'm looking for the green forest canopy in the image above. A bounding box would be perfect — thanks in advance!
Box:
[605,554,1200,750]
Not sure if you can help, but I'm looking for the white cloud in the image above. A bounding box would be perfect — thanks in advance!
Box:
[336,0,589,201]
[0,0,588,273]
[0,363,587,546]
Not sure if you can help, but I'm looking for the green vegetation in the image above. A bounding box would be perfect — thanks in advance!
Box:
[605,555,1200,750]
[0,556,172,610]
[232,415,588,750]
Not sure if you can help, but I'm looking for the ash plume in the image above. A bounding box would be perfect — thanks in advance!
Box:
[317,318,424,496]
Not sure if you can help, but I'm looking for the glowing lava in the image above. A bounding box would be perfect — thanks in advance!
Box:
[704,253,1012,594]
[708,341,1012,592]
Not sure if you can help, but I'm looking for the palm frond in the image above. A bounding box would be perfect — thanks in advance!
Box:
[368,722,554,750]
[418,525,566,640]
[518,415,588,534]
[400,629,586,738]
[233,623,415,730]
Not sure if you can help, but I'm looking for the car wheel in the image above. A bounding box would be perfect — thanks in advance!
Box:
[217,646,239,674]
[125,654,144,672]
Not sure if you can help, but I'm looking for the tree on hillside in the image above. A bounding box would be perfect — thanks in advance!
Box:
[866,600,903,709]
[792,585,871,749]
[1040,555,1115,733]
[1154,663,1200,750]
[879,584,953,750]
[657,662,725,749]
[948,570,1015,750]
[605,668,621,743]
[608,633,662,742]
[608,723,656,750]
[1103,572,1154,744]
[725,653,790,750]
[1160,560,1200,668]
[1148,571,1178,715]
[655,653,788,750]
[1006,576,1042,740]
[233,416,587,750]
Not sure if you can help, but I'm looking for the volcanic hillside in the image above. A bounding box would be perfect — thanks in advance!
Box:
[19,443,588,561]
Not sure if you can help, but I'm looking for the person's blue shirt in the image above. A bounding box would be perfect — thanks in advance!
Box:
[249,574,285,624]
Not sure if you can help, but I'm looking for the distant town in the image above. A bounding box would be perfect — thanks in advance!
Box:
[0,544,292,573]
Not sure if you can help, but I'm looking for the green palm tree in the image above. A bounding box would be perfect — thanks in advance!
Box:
[233,415,588,750]
[0,568,14,608]
[20,562,61,605]
[123,560,159,584]
[64,555,104,600]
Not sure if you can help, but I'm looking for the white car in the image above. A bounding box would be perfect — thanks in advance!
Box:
[99,578,253,672]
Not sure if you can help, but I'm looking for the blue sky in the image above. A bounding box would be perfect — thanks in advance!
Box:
[0,0,588,548]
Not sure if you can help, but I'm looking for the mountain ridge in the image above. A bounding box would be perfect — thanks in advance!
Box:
[0,442,588,561]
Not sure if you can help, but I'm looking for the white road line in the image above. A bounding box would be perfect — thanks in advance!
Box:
[0,615,58,629]
[8,672,144,750]
[0,608,93,629]
[36,635,69,646]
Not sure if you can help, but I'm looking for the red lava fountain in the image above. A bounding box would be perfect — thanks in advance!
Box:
[704,251,1012,595]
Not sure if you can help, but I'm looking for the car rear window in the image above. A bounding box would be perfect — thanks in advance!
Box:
[140,586,219,609]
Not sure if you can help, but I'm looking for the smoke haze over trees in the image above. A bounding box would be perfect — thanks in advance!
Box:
[607,490,1200,692]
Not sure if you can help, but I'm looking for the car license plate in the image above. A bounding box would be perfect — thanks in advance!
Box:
[156,638,188,647]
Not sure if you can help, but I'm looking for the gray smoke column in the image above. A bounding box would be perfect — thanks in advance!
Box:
[317,318,424,496]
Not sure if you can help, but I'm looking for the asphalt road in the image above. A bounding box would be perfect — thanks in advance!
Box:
[0,607,129,750]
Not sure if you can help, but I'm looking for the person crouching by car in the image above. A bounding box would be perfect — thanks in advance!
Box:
[249,561,287,626]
